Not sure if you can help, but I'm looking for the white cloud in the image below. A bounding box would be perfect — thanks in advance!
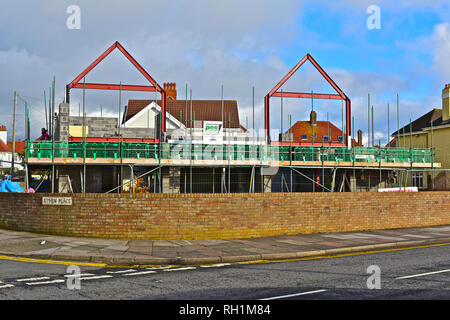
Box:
[431,22,450,83]
[0,48,56,140]
[0,0,305,139]
[0,0,446,145]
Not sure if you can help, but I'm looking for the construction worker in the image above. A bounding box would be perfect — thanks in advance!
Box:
[37,128,50,141]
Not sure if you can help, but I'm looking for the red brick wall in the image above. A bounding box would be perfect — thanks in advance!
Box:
[0,192,448,240]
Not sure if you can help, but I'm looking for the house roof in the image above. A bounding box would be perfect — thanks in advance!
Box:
[286,121,361,146]
[392,109,443,136]
[0,140,11,152]
[386,137,397,148]
[125,99,240,128]
[6,140,26,153]
[428,112,450,128]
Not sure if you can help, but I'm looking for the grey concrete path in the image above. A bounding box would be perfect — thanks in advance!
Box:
[1,225,450,266]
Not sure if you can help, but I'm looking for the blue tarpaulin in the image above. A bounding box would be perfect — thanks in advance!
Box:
[0,180,24,192]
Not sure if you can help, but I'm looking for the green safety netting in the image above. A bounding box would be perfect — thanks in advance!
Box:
[26,141,434,165]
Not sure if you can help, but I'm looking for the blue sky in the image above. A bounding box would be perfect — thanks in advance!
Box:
[282,3,444,88]
[0,1,449,145]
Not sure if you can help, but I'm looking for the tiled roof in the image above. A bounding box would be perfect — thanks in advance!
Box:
[429,113,450,127]
[392,109,442,136]
[6,140,26,153]
[286,121,361,146]
[125,99,240,128]
[0,140,11,152]
[387,137,397,148]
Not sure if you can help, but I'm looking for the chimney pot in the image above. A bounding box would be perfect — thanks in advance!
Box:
[357,129,363,146]
[164,82,177,100]
[310,110,317,126]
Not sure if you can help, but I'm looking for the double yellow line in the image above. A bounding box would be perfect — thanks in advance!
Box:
[0,255,107,267]
[229,242,450,266]
[1,242,449,268]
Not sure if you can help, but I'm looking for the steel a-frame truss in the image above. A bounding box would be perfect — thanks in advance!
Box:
[65,41,167,132]
[264,53,351,146]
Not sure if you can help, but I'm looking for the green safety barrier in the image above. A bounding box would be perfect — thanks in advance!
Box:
[26,141,435,165]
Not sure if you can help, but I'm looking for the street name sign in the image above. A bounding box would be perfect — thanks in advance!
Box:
[42,197,73,205]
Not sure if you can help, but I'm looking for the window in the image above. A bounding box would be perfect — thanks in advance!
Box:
[323,136,330,142]
[412,172,423,189]
[301,134,308,140]
[338,136,343,142]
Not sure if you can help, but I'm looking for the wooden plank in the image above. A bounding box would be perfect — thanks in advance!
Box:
[25,157,442,169]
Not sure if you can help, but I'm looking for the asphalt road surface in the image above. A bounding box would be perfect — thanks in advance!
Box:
[1,244,450,300]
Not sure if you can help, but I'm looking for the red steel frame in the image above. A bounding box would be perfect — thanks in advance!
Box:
[264,53,351,146]
[66,41,167,132]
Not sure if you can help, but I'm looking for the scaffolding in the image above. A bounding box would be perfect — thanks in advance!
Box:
[27,141,434,165]
[24,140,441,194]
[20,43,444,194]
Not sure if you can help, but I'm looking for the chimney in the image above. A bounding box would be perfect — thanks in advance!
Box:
[0,125,7,144]
[163,82,177,100]
[442,83,450,121]
[309,110,317,126]
[357,129,363,146]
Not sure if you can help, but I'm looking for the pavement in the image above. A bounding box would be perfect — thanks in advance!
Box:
[1,225,450,266]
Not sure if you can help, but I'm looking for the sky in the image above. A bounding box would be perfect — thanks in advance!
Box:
[1,0,450,145]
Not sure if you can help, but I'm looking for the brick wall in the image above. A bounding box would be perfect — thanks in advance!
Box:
[0,192,448,240]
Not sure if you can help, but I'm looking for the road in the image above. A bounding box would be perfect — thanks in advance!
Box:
[1,244,450,300]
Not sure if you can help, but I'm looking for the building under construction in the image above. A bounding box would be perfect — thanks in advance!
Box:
[25,42,440,194]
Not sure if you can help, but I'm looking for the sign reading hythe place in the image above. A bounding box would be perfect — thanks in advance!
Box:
[42,197,73,205]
